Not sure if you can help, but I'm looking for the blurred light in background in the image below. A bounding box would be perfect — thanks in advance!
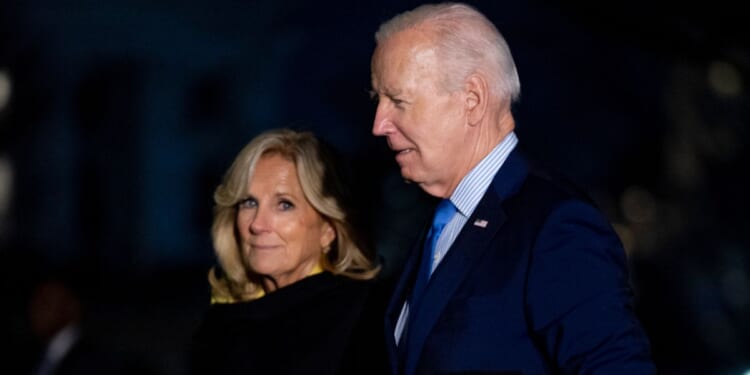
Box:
[620,185,657,224]
[0,69,11,112]
[708,61,742,98]
[0,156,12,231]
[618,185,660,257]
[665,136,702,191]
[612,222,635,255]
[615,185,673,256]
[0,69,11,234]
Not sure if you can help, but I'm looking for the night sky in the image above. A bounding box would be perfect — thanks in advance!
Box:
[1,1,748,373]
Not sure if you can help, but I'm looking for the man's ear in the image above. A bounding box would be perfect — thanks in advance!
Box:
[465,73,489,126]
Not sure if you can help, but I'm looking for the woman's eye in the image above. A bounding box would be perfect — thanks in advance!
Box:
[279,200,294,211]
[237,198,257,209]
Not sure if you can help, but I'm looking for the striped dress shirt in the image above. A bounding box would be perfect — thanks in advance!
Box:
[395,131,519,344]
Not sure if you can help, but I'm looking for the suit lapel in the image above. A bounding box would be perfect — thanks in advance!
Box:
[385,223,430,374]
[403,150,529,375]
[402,196,505,375]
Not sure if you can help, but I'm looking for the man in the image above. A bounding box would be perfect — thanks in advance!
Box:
[28,276,126,375]
[369,3,655,374]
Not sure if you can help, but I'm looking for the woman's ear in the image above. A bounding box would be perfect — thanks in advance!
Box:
[320,221,336,253]
[464,73,489,126]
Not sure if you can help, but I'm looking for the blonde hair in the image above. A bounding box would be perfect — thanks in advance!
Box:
[375,2,520,102]
[209,129,379,301]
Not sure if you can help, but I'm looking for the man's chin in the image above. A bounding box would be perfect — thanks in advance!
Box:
[400,171,428,191]
[398,167,415,184]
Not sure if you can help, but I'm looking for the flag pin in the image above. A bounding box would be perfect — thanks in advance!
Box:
[473,219,488,228]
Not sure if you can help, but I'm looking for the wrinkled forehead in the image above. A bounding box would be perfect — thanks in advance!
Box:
[371,29,440,87]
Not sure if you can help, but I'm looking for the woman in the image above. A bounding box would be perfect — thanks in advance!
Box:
[191,129,385,375]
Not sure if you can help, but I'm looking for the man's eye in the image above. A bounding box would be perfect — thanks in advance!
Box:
[390,97,408,108]
[237,198,257,209]
[393,101,406,110]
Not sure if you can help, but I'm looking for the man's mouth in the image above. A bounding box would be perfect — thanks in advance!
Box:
[395,148,414,155]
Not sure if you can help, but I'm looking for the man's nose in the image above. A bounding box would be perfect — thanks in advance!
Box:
[372,104,394,136]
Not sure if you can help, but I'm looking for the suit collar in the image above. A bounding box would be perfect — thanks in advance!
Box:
[490,148,528,201]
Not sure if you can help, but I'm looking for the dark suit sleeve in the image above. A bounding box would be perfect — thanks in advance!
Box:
[525,200,655,374]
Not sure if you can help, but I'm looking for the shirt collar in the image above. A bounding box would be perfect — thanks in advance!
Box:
[45,323,81,365]
[450,132,518,218]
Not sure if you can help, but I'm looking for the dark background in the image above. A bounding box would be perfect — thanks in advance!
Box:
[1,0,748,374]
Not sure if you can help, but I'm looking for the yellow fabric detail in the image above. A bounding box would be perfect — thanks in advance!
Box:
[210,262,324,304]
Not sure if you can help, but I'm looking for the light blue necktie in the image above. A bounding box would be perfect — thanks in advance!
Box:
[410,199,456,317]
[399,199,456,370]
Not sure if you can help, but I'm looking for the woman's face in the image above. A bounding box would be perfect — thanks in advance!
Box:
[235,154,335,291]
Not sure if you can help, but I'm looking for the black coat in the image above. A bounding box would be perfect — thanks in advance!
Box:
[30,332,130,375]
[190,272,388,375]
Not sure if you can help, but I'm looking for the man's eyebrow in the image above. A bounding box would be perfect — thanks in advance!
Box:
[369,84,405,100]
[381,87,403,97]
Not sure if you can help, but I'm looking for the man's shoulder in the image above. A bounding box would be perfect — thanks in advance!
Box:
[499,157,599,218]
[526,167,595,204]
[491,144,588,198]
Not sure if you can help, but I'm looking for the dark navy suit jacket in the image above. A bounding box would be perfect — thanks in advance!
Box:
[385,150,655,375]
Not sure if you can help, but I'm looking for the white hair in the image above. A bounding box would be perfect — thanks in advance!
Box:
[375,2,520,102]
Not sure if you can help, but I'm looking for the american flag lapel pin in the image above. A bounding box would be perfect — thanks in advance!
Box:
[473,219,488,228]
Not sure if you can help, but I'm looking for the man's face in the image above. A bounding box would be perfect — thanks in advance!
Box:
[371,28,469,198]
